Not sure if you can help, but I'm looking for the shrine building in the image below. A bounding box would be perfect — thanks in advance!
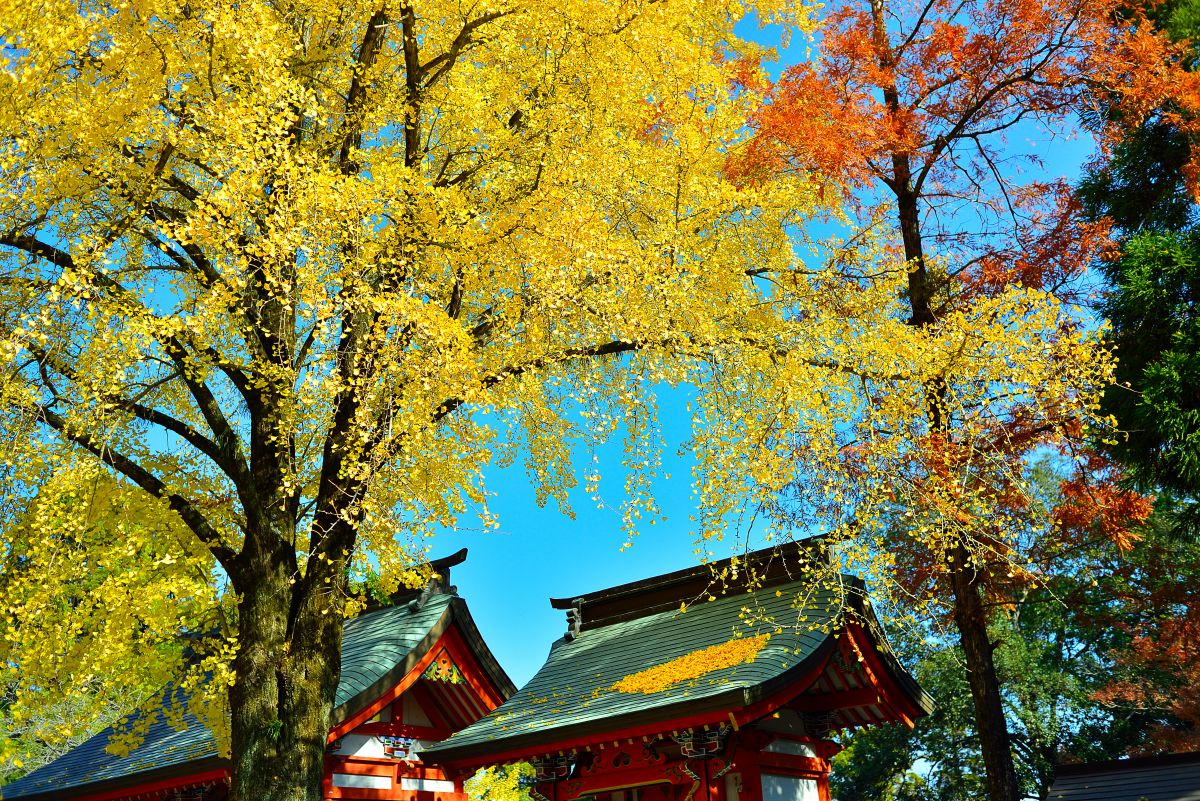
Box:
[0,541,932,801]
[0,550,515,801]
[422,540,933,801]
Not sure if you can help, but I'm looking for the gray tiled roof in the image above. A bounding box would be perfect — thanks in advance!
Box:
[2,593,456,800]
[422,577,845,763]
[2,705,220,801]
[336,592,454,709]
[1049,753,1200,801]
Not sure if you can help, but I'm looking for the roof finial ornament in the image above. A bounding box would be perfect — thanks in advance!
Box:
[564,605,582,641]
[408,575,442,612]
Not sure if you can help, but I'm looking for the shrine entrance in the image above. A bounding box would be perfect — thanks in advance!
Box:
[527,724,842,801]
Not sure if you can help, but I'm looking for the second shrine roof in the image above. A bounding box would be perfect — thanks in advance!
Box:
[423,541,922,766]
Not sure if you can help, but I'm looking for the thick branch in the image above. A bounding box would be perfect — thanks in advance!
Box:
[1,231,257,497]
[419,11,510,90]
[23,338,233,469]
[337,9,389,173]
[401,4,421,169]
[0,233,74,269]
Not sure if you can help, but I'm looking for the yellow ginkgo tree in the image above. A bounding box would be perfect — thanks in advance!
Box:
[0,1,822,799]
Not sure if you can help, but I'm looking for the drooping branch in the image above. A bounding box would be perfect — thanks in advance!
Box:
[158,337,257,499]
[32,405,238,570]
[431,339,646,425]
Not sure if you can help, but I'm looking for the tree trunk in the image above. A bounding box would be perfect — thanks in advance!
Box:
[226,468,349,801]
[890,150,1022,800]
[228,530,347,801]
[948,542,1022,801]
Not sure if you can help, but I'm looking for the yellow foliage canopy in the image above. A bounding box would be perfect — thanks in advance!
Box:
[465,763,533,801]
[0,0,826,779]
[0,467,230,774]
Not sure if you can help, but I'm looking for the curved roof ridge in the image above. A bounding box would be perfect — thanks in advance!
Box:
[548,538,831,633]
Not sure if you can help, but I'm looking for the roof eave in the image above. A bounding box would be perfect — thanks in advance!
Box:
[448,596,519,699]
[422,634,842,769]
[0,757,229,801]
[421,685,753,769]
[840,577,936,716]
[332,593,518,730]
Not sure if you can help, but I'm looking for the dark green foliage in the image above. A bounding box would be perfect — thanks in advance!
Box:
[831,500,1200,801]
[1079,0,1200,504]
[1157,0,1200,47]
[832,614,1132,801]
[1077,118,1194,234]
[830,723,927,801]
[1099,230,1200,499]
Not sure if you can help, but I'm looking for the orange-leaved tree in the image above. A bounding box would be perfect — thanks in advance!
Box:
[1082,487,1200,754]
[729,1,1199,799]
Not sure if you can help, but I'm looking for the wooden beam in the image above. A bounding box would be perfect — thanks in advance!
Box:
[792,687,881,713]
[432,712,733,774]
[755,752,828,776]
[56,769,228,801]
[564,763,683,796]
[355,722,453,740]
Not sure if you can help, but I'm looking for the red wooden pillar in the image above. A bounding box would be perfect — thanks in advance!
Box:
[705,758,723,801]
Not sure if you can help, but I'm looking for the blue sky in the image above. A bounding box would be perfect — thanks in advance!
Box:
[436,383,707,686]
[432,13,1101,690]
